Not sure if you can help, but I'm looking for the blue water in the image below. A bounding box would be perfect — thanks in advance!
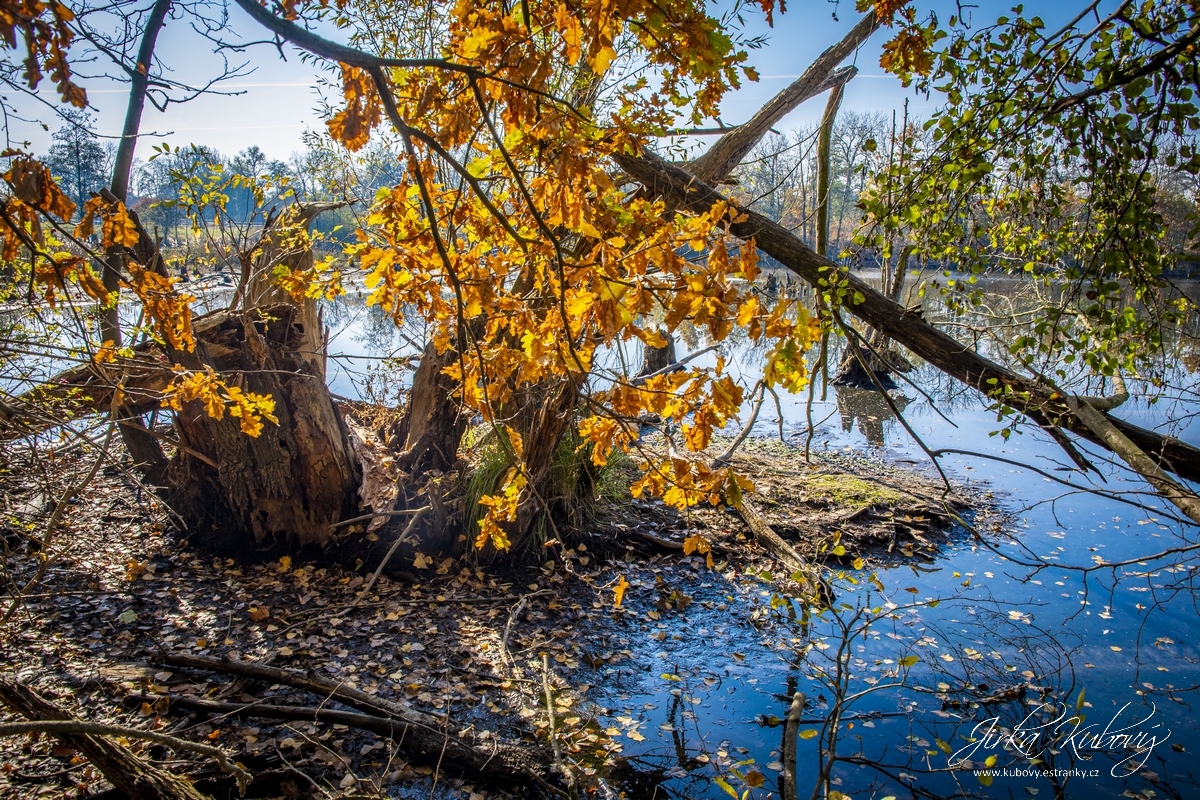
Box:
[318,291,1200,799]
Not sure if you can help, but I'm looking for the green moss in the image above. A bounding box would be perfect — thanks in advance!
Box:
[800,473,906,508]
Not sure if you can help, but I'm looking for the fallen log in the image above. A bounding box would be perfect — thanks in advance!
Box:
[150,653,555,788]
[612,149,1200,487]
[0,676,213,800]
[733,495,833,606]
[1066,394,1200,525]
[127,694,548,786]
[1,310,237,439]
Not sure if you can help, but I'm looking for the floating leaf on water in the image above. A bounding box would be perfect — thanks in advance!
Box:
[713,777,739,799]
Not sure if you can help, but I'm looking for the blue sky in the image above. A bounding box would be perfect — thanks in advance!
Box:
[4,0,1078,163]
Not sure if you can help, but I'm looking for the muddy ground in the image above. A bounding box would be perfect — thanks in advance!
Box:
[0,434,995,799]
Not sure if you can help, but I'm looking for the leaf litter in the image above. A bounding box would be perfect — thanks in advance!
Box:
[0,435,992,798]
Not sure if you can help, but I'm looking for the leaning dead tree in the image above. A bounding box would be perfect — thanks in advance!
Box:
[612,149,1200,486]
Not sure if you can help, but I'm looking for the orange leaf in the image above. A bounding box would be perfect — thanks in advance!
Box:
[612,575,630,608]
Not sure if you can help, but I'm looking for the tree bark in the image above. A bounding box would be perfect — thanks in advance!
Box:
[505,374,586,554]
[162,204,361,553]
[101,0,174,487]
[686,14,876,183]
[636,332,677,379]
[168,305,361,553]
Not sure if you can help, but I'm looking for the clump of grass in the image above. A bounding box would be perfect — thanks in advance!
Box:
[461,432,512,538]
[461,423,632,551]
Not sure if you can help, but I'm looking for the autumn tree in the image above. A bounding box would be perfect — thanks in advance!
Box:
[4,0,1200,589]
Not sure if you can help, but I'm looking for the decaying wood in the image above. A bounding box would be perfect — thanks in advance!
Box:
[1075,373,1131,412]
[3,311,237,429]
[613,149,1200,486]
[356,505,429,599]
[815,81,844,259]
[167,306,361,552]
[0,676,212,800]
[629,528,734,556]
[733,495,832,605]
[635,333,677,379]
[631,343,721,385]
[701,389,831,596]
[238,201,353,381]
[0,720,250,793]
[152,653,555,785]
[157,652,419,721]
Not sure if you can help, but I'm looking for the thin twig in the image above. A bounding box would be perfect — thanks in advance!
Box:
[355,506,430,603]
[500,590,555,674]
[329,507,427,531]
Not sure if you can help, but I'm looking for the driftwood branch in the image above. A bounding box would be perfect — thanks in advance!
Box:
[732,494,832,605]
[1075,373,1130,412]
[630,343,721,385]
[1065,395,1200,525]
[0,720,250,793]
[356,505,429,600]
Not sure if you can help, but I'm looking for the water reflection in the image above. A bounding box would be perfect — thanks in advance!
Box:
[835,385,912,448]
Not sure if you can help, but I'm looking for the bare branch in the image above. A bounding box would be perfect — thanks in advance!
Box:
[687,14,878,183]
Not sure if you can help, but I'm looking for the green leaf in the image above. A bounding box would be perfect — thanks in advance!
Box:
[899,655,919,667]
[798,729,818,740]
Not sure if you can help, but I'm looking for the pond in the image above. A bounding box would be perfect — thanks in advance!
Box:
[319,274,1200,800]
